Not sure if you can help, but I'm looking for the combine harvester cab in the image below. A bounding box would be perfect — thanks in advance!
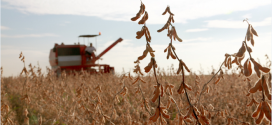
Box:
[49,35,123,75]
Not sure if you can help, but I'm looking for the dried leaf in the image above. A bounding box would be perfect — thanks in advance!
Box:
[133,17,141,23]
[215,77,221,84]
[167,15,173,26]
[244,59,250,77]
[151,85,160,102]
[162,6,169,15]
[144,65,152,73]
[177,60,182,74]
[252,100,262,118]
[167,6,174,15]
[136,27,145,39]
[227,56,232,69]
[157,22,169,32]
[144,27,151,42]
[19,52,23,58]
[255,110,264,124]
[131,3,145,21]
[251,59,261,78]
[171,15,175,23]
[247,46,253,53]
[173,26,182,42]
[250,33,255,46]
[259,66,270,73]
[252,59,270,74]
[138,50,148,60]
[249,78,262,93]
[184,83,192,91]
[246,93,250,96]
[177,83,184,94]
[263,101,271,121]
[138,11,148,24]
[133,64,143,75]
[263,77,271,100]
[251,25,258,37]
[160,85,164,97]
[171,27,176,41]
[144,58,156,73]
[132,77,139,84]
[224,54,229,67]
[134,59,140,64]
[160,106,170,119]
[199,115,210,124]
[149,107,160,122]
[164,46,168,53]
[149,52,155,57]
[146,44,155,53]
[246,24,251,41]
[180,60,190,72]
[236,43,246,57]
[170,52,176,59]
[145,27,151,42]
[166,98,171,109]
[251,37,255,46]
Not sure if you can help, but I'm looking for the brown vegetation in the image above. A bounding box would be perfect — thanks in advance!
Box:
[1,64,271,124]
[1,1,271,125]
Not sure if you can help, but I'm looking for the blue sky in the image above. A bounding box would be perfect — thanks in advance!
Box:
[1,0,271,77]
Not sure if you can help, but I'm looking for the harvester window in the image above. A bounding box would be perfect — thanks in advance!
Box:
[57,48,81,56]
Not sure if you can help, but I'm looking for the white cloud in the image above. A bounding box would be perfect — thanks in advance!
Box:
[182,37,213,42]
[185,28,208,32]
[1,33,59,38]
[1,26,10,30]
[1,0,271,24]
[242,14,252,19]
[60,21,71,26]
[205,17,271,28]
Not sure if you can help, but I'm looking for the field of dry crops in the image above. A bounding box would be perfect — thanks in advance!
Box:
[1,65,271,125]
[2,1,272,125]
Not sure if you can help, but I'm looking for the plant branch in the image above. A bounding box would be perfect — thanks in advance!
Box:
[169,95,188,125]
[170,35,200,125]
[197,62,224,104]
[243,41,252,60]
[138,81,152,115]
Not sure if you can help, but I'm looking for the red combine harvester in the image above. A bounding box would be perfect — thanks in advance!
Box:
[49,34,123,75]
